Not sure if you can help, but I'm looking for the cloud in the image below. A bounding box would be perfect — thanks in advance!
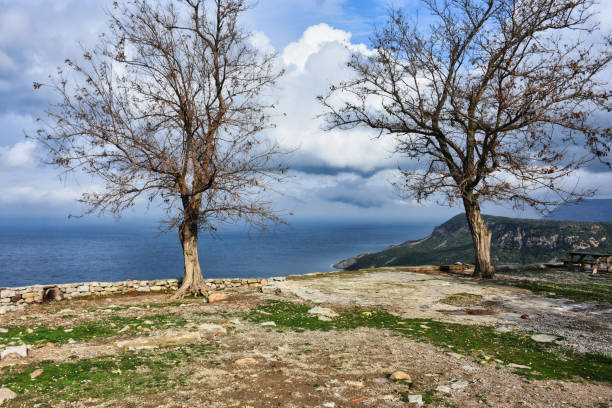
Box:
[0,140,37,167]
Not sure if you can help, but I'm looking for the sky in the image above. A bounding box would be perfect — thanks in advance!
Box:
[0,0,611,227]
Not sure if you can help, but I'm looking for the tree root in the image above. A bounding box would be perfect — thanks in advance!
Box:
[172,281,208,300]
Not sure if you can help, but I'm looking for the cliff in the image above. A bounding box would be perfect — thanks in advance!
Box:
[335,214,612,270]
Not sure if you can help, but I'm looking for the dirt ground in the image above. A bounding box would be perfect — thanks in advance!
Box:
[0,268,611,408]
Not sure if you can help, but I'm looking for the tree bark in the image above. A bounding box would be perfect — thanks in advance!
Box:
[463,198,495,279]
[174,197,208,299]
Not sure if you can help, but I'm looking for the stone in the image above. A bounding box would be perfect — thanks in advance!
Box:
[30,368,43,379]
[116,331,201,350]
[436,385,451,393]
[520,314,530,319]
[372,377,388,384]
[323,403,336,408]
[389,371,411,381]
[380,395,396,401]
[407,394,423,405]
[508,363,531,369]
[59,308,74,314]
[260,321,276,327]
[531,334,557,343]
[0,328,7,334]
[0,290,16,298]
[495,326,513,333]
[198,323,227,334]
[344,380,364,388]
[1,345,28,360]
[450,381,468,390]
[235,357,257,365]
[78,285,89,292]
[208,293,230,303]
[64,328,73,333]
[307,306,339,319]
[26,328,34,334]
[0,388,17,403]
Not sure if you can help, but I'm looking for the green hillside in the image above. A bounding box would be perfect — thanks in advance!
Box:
[337,214,612,270]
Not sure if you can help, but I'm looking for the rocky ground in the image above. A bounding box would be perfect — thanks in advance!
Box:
[0,268,610,407]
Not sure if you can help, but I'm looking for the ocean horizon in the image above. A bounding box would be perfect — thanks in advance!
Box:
[0,220,435,288]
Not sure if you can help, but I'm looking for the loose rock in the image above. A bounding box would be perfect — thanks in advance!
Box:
[260,321,276,327]
[0,328,8,334]
[408,394,423,405]
[307,306,339,319]
[436,385,451,393]
[30,369,44,379]
[0,388,17,403]
[389,371,411,381]
[1,345,28,360]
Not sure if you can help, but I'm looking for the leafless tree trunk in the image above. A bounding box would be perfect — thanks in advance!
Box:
[34,0,286,297]
[320,0,611,278]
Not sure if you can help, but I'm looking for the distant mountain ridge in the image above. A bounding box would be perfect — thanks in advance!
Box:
[335,214,612,270]
[546,199,612,222]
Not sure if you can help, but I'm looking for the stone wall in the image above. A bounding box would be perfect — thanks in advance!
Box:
[0,277,268,310]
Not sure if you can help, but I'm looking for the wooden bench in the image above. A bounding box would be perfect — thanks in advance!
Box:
[564,252,612,274]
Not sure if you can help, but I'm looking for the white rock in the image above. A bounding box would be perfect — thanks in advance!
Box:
[1,345,28,360]
[260,321,276,327]
[323,403,335,408]
[531,334,557,343]
[508,363,531,369]
[408,394,423,405]
[436,385,451,393]
[59,308,74,314]
[450,381,468,390]
[0,328,8,334]
[198,323,227,334]
[495,326,513,333]
[307,306,339,319]
[0,388,17,403]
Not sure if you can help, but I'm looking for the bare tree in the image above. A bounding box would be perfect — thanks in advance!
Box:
[320,0,612,278]
[34,0,286,297]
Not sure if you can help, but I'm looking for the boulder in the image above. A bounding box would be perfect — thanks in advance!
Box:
[389,371,411,381]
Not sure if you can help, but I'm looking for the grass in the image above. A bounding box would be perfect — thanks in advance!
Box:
[0,343,217,406]
[0,313,189,346]
[246,300,612,383]
[498,278,612,304]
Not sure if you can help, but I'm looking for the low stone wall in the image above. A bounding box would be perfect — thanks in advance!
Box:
[0,277,268,308]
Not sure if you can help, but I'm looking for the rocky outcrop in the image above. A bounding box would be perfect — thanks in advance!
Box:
[335,214,612,270]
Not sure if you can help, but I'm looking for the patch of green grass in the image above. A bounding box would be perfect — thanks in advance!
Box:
[0,313,189,345]
[440,293,484,307]
[0,343,217,405]
[499,279,612,304]
[246,301,612,383]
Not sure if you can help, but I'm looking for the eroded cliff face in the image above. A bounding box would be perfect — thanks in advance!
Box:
[491,224,608,251]
[336,214,612,269]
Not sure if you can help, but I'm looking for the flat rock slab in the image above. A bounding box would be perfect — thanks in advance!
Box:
[197,323,227,334]
[531,334,557,343]
[1,345,28,360]
[0,388,17,403]
[116,331,201,350]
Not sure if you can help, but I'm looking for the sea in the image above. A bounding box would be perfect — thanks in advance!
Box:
[0,220,435,288]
